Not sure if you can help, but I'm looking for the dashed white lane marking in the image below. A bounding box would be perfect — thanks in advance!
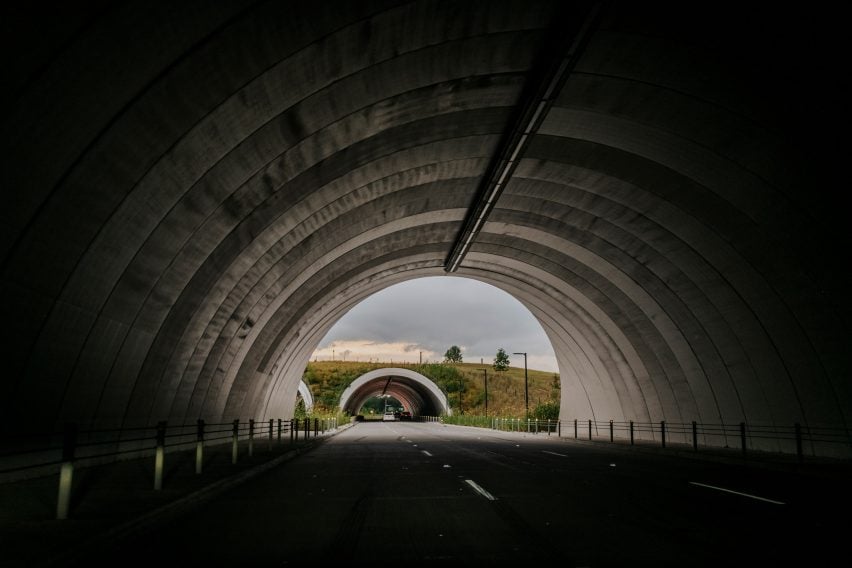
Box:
[465,479,497,501]
[421,450,433,457]
[542,450,567,457]
[689,482,786,505]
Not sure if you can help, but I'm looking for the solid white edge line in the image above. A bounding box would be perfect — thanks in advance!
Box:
[465,479,497,501]
[542,450,567,457]
[689,482,786,505]
[421,450,433,457]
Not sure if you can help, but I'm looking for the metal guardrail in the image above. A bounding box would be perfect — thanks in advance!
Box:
[427,415,852,460]
[569,419,851,459]
[0,416,342,519]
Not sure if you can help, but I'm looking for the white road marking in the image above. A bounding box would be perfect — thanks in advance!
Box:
[465,479,497,501]
[421,450,433,457]
[542,450,567,457]
[689,482,786,505]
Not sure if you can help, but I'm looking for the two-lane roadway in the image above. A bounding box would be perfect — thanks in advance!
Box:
[102,421,850,567]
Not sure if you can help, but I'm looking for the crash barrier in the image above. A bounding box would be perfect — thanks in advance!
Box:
[0,416,340,519]
[568,419,850,461]
[426,415,851,461]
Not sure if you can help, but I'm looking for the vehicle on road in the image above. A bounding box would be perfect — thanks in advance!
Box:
[382,410,397,421]
[399,411,412,421]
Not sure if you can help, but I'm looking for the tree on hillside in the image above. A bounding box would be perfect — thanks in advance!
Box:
[493,348,509,371]
[444,345,463,363]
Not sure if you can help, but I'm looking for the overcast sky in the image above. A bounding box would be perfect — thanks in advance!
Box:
[312,276,558,372]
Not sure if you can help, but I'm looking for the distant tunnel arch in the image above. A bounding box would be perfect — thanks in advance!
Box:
[339,368,451,417]
[297,380,314,413]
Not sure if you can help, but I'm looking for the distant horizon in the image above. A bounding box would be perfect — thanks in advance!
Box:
[309,351,559,375]
[311,277,559,373]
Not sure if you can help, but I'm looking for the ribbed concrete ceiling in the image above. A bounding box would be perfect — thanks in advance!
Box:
[1,2,848,447]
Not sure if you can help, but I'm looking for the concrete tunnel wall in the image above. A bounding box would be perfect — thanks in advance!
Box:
[0,2,849,456]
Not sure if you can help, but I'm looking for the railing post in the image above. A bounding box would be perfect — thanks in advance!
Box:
[290,419,295,444]
[268,418,274,452]
[314,418,318,437]
[588,419,592,441]
[660,420,666,448]
[609,420,614,442]
[196,419,205,474]
[574,419,578,439]
[795,423,803,462]
[277,418,282,442]
[630,420,634,445]
[56,423,77,520]
[154,421,166,490]
[304,418,309,440]
[248,419,255,457]
[692,421,698,451]
[232,419,239,464]
[740,422,747,455]
[558,420,561,437]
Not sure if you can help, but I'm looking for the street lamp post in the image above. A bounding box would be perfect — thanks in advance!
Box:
[513,352,528,420]
[479,368,488,417]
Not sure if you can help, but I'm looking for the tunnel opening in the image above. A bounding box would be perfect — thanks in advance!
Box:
[359,395,402,418]
[301,276,559,417]
[337,368,451,418]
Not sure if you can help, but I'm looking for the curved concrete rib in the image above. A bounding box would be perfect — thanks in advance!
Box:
[296,380,314,414]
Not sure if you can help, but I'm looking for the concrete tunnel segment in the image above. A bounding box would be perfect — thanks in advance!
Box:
[338,368,451,417]
[297,380,314,413]
[1,2,849,458]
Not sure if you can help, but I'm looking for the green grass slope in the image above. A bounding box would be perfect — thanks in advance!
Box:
[301,360,560,418]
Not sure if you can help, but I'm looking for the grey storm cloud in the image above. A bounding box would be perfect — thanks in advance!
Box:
[318,276,557,370]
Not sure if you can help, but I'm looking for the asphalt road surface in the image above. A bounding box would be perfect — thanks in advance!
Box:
[99,422,849,567]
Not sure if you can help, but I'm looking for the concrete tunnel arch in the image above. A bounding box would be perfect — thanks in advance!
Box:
[338,368,451,417]
[0,2,849,459]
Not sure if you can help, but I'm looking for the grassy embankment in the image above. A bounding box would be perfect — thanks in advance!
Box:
[300,360,560,419]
